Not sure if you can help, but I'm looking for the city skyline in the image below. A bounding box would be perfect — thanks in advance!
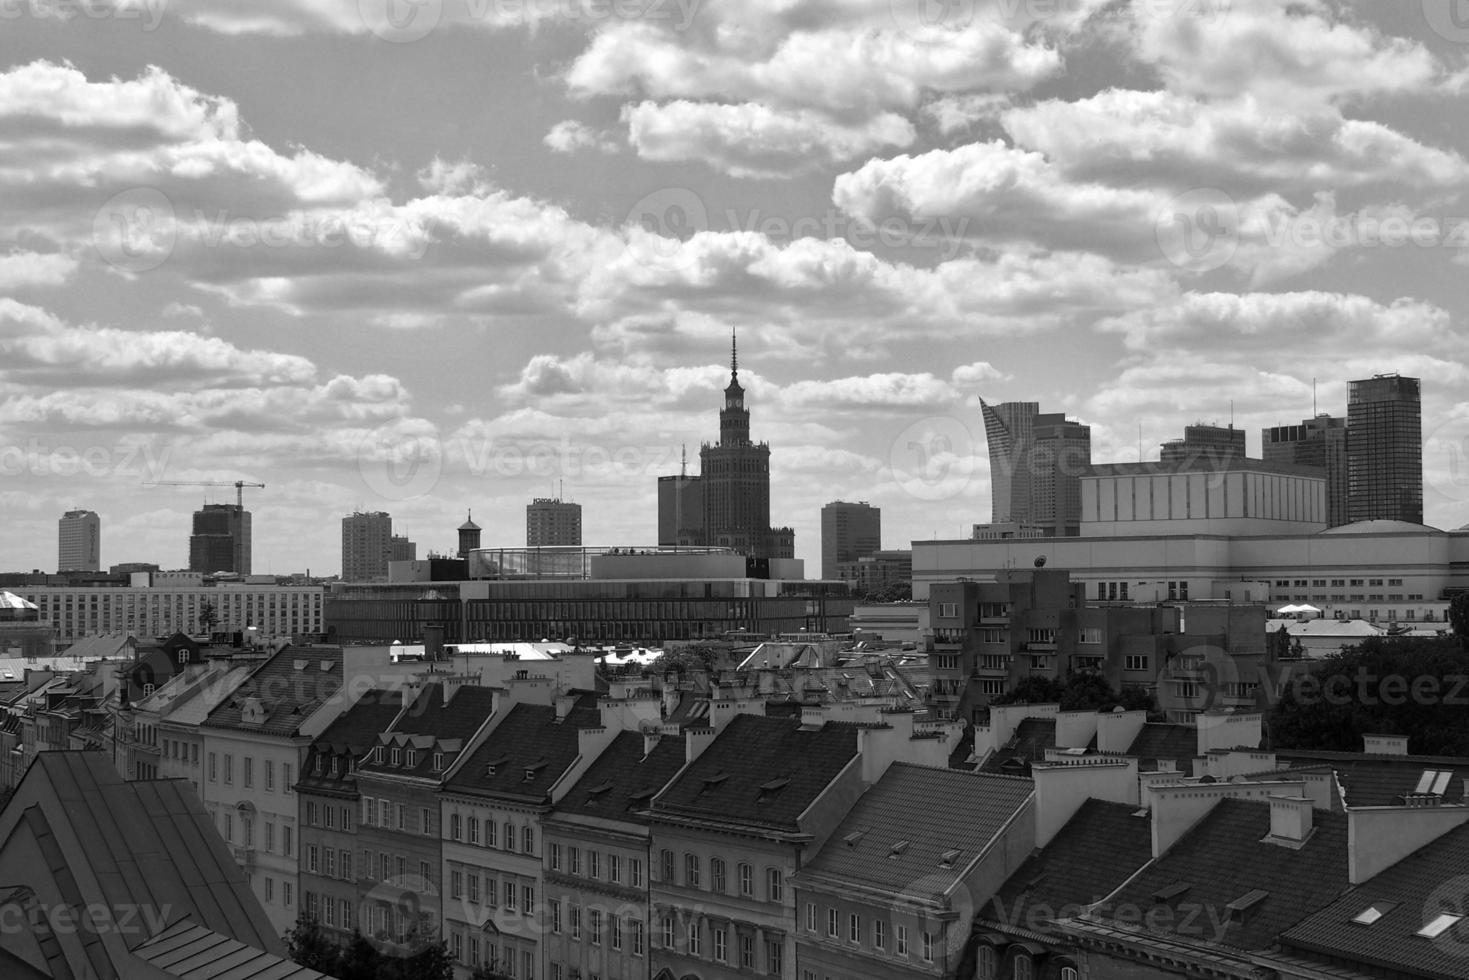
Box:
[4,5,1469,574]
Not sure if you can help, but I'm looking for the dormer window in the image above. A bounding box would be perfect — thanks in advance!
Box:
[315,756,323,775]
[373,746,384,764]
[329,756,339,776]
[432,752,444,772]
[391,748,401,767]
[405,749,416,768]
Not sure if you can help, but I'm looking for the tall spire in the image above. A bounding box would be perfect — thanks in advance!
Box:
[731,328,738,381]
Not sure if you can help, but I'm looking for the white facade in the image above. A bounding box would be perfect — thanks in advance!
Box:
[1081,465,1327,536]
[57,510,100,572]
[913,520,1462,626]
[14,584,324,643]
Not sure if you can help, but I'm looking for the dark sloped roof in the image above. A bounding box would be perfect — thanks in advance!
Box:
[982,799,1153,939]
[1100,799,1350,952]
[980,717,1056,774]
[202,646,342,736]
[17,752,283,955]
[443,695,602,804]
[651,713,859,833]
[134,920,333,979]
[553,730,688,824]
[299,690,405,795]
[1125,723,1199,768]
[1275,751,1469,807]
[358,683,498,780]
[803,764,1032,895]
[1279,821,1469,980]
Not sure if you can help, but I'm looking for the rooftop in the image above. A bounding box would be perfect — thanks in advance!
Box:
[202,644,342,736]
[444,694,602,804]
[553,730,688,825]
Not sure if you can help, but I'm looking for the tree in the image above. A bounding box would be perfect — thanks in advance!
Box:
[1267,634,1469,755]
[993,674,1156,715]
[198,601,219,633]
[284,916,339,975]
[470,960,513,980]
[864,580,913,602]
[1449,593,1469,648]
[992,675,1066,705]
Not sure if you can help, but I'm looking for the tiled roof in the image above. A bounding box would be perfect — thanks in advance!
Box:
[202,646,342,736]
[299,690,405,794]
[803,764,1033,895]
[359,683,498,780]
[981,799,1153,939]
[1125,723,1199,768]
[135,920,333,979]
[1275,750,1469,807]
[1278,821,1469,980]
[1100,799,1350,952]
[11,753,283,956]
[444,694,602,804]
[651,713,859,833]
[155,664,254,727]
[981,718,1056,774]
[553,730,688,825]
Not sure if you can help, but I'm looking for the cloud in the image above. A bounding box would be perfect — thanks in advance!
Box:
[544,121,621,155]
[0,251,78,289]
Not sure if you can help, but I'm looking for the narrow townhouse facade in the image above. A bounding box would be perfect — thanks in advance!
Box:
[150,659,257,799]
[646,702,962,980]
[355,678,499,952]
[297,688,405,945]
[440,686,623,980]
[542,705,686,980]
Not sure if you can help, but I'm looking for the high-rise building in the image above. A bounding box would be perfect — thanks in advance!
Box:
[980,400,1092,536]
[57,510,100,572]
[527,497,582,546]
[342,511,393,581]
[1159,423,1246,464]
[821,501,881,580]
[1263,415,1348,527]
[657,332,794,559]
[1347,374,1423,524]
[390,534,416,563]
[187,504,250,575]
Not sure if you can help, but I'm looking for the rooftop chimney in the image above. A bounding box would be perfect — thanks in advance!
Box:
[1363,733,1409,756]
[1265,795,1314,847]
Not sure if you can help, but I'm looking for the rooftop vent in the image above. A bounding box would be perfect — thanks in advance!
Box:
[888,840,910,859]
[843,830,867,847]
[938,848,961,868]
[1226,889,1270,924]
[484,753,509,776]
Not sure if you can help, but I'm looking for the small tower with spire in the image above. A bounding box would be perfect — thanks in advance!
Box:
[457,510,481,558]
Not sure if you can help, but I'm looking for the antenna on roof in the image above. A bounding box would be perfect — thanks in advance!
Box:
[1312,377,1317,417]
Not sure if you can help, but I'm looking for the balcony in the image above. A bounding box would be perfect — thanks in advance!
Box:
[1022,641,1057,652]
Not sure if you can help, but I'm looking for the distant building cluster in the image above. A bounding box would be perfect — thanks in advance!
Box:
[342,511,417,582]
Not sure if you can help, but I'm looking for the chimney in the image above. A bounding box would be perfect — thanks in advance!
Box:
[642,724,662,757]
[1363,733,1409,756]
[1266,796,1314,846]
[555,693,576,721]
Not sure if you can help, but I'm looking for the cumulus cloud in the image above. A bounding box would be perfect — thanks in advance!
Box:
[544,121,620,155]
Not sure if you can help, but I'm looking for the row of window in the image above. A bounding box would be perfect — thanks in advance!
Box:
[658,850,782,901]
[547,843,643,887]
[360,797,437,837]
[446,811,537,853]
[357,850,433,888]
[207,752,292,793]
[1277,578,1403,587]
[303,800,353,832]
[448,869,534,912]
[213,807,292,855]
[659,917,783,974]
[449,932,536,978]
[807,904,934,960]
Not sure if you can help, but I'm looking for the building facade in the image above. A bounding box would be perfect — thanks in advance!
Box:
[343,511,394,582]
[527,498,583,547]
[12,583,325,644]
[1158,423,1245,464]
[658,472,703,546]
[1263,414,1348,527]
[190,502,253,575]
[391,534,417,563]
[57,509,100,572]
[1347,373,1423,524]
[821,501,881,580]
[979,401,1091,536]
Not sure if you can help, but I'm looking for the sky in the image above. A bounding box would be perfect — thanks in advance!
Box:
[4,0,1469,575]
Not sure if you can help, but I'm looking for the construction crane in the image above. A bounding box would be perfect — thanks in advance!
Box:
[145,481,265,575]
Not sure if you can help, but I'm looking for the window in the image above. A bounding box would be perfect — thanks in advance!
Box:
[469,817,480,845]
[1125,655,1149,671]
[661,849,675,882]
[739,862,753,896]
[1060,967,1079,980]
[523,825,535,855]
[896,925,908,956]
[307,845,319,874]
[452,870,463,900]
[873,920,885,950]
[938,602,958,618]
[661,916,674,949]
[589,850,601,880]
[283,763,292,793]
[766,867,782,902]
[504,821,514,850]
[609,853,621,883]
[549,842,561,870]
[282,825,292,857]
[550,898,561,934]
[710,857,725,892]
[1013,955,1034,980]
[765,938,783,975]
[421,807,431,836]
[504,880,515,910]
[740,934,754,968]
[713,925,727,961]
[850,913,861,943]
[805,903,816,932]
[632,920,644,956]
[223,754,232,784]
[523,884,534,911]
[922,930,934,963]
[452,813,462,841]
[977,946,996,979]
[243,757,253,788]
[591,909,603,946]
[208,753,217,782]
[685,853,700,888]
[611,914,623,950]
[572,905,583,940]
[569,847,580,875]
[630,858,643,888]
[687,920,700,956]
[827,908,839,937]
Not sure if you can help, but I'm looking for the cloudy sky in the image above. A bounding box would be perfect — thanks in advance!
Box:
[4,0,1469,575]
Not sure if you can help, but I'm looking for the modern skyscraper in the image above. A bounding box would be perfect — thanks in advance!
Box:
[527,497,582,546]
[980,400,1092,536]
[1159,423,1246,464]
[342,511,393,581]
[1347,374,1423,524]
[188,504,250,575]
[821,501,881,580]
[657,472,703,546]
[57,509,100,572]
[1263,415,1348,527]
[390,534,417,563]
